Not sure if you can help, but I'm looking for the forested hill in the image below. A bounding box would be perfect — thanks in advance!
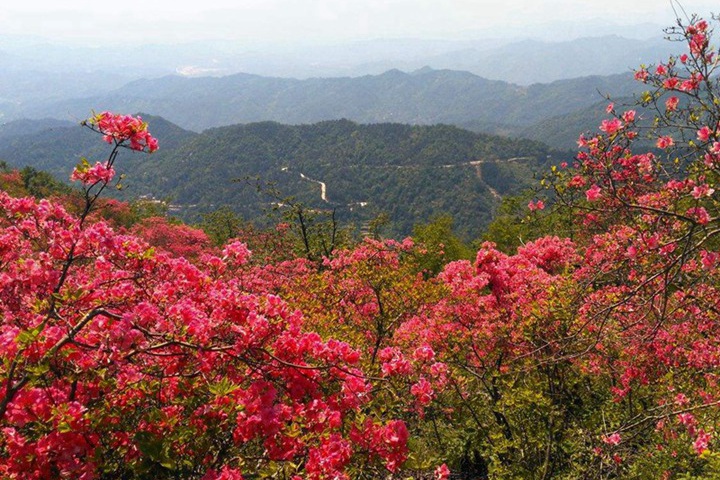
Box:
[0,117,571,238]
[17,68,643,144]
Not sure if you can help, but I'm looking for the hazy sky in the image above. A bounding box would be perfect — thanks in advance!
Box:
[1,0,717,45]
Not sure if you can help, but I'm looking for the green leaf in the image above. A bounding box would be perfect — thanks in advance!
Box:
[208,377,240,397]
[56,421,72,433]
[16,320,47,345]
[74,157,90,173]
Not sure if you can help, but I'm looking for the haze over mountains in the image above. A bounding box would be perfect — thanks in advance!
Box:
[1,26,670,147]
[0,20,677,235]
[0,21,671,81]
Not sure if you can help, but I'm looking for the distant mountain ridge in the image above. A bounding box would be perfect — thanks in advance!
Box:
[12,68,644,148]
[0,28,673,149]
[0,118,74,140]
[406,35,677,85]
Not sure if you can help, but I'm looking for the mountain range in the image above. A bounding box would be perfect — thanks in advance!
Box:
[0,27,674,151]
[0,24,674,236]
[5,68,646,150]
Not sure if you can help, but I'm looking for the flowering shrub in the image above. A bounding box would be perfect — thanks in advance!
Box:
[131,216,212,260]
[6,13,720,479]
[0,114,409,479]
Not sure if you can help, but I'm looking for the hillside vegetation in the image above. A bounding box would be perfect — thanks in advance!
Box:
[0,117,569,238]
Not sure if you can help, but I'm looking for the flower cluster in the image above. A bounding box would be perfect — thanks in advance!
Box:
[88,111,159,152]
[69,160,116,185]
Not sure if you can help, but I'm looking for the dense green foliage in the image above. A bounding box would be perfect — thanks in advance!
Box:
[0,118,572,239]
[481,191,576,253]
[0,162,73,198]
[412,214,475,274]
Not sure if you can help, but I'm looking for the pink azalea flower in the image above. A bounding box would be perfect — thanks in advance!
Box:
[634,69,649,82]
[656,136,675,149]
[70,162,116,185]
[692,184,715,199]
[599,118,623,135]
[528,200,545,211]
[690,33,707,55]
[410,378,434,406]
[222,240,252,265]
[698,126,712,142]
[694,430,711,455]
[701,250,719,269]
[622,110,636,123]
[586,184,602,202]
[603,433,622,446]
[90,111,159,153]
[687,206,711,225]
[434,464,451,480]
[663,77,680,90]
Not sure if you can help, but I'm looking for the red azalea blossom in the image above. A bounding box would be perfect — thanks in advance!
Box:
[603,433,622,446]
[599,118,623,134]
[694,430,712,454]
[89,111,159,152]
[666,96,680,111]
[70,161,115,185]
[634,69,649,82]
[622,110,636,123]
[656,136,674,149]
[434,463,451,480]
[586,184,602,202]
[528,200,545,211]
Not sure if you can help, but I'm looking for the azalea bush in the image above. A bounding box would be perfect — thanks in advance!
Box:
[0,113,413,479]
[533,13,720,477]
[5,13,720,480]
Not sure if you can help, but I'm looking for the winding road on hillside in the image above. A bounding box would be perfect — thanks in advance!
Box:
[292,156,535,206]
[299,173,328,202]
